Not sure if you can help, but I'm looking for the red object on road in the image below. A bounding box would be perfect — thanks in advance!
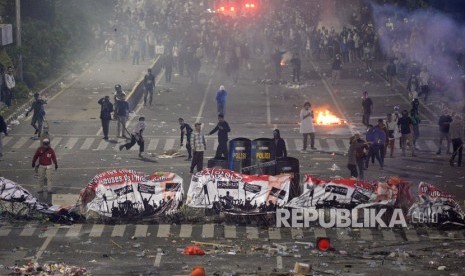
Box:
[190,266,206,276]
[183,245,205,256]
[317,237,331,251]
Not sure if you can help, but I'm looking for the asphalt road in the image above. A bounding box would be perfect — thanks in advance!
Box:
[0,53,465,275]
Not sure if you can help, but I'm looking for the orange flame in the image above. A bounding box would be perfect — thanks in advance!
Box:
[315,110,345,125]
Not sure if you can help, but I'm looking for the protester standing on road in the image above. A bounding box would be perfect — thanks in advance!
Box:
[216,85,227,116]
[331,54,342,85]
[436,108,452,155]
[179,118,193,161]
[386,59,397,90]
[143,68,155,106]
[365,123,385,170]
[190,123,206,174]
[397,110,416,157]
[163,53,174,83]
[119,117,146,158]
[361,91,373,126]
[449,113,463,167]
[410,108,421,149]
[300,101,316,152]
[25,93,46,138]
[407,74,419,102]
[3,66,15,108]
[98,95,114,140]
[0,114,7,161]
[418,66,430,102]
[290,52,301,82]
[209,114,230,160]
[115,93,130,138]
[272,129,287,159]
[385,113,397,158]
[348,133,366,178]
[32,138,58,202]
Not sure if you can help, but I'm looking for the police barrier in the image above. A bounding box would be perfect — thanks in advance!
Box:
[251,138,275,175]
[276,157,300,200]
[207,158,228,169]
[229,138,251,174]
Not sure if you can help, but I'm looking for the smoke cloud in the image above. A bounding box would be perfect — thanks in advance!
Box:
[371,3,465,101]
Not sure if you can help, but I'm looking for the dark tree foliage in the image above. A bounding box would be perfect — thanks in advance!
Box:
[1,0,116,87]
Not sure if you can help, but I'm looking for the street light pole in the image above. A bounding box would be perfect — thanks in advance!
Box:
[15,0,23,81]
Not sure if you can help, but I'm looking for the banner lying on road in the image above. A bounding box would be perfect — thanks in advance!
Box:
[0,177,49,212]
[408,182,465,226]
[186,168,291,214]
[80,169,183,218]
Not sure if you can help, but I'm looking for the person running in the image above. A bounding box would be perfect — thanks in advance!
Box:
[25,92,47,139]
[208,114,230,160]
[119,117,146,158]
[143,68,155,106]
[32,138,58,202]
[179,118,193,161]
[98,95,114,140]
[385,113,397,157]
[449,113,464,167]
[190,123,206,174]
[300,101,316,152]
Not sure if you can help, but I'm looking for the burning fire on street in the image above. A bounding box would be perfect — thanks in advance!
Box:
[314,110,346,125]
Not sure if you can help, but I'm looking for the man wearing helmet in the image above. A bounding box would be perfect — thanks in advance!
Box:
[25,92,47,139]
[32,138,58,203]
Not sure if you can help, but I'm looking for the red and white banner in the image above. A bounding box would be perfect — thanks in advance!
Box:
[81,169,183,218]
[408,182,465,226]
[186,168,291,214]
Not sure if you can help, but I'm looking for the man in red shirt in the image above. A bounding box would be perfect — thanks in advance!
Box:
[32,138,58,202]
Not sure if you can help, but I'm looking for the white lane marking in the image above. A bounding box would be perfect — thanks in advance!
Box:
[64,137,79,149]
[20,225,36,236]
[294,139,303,150]
[314,228,327,238]
[268,228,281,240]
[148,138,159,151]
[0,227,11,236]
[2,136,12,146]
[342,139,350,150]
[224,225,236,239]
[359,229,373,240]
[89,224,105,237]
[276,256,283,269]
[134,224,148,237]
[154,252,162,267]
[66,224,83,237]
[313,139,322,149]
[12,137,29,149]
[425,140,437,152]
[80,138,94,150]
[157,224,170,238]
[195,73,214,123]
[326,139,339,152]
[246,226,259,239]
[51,137,63,147]
[111,225,126,237]
[213,139,219,151]
[29,139,40,149]
[202,224,214,238]
[34,227,58,261]
[265,85,271,125]
[179,224,192,238]
[163,138,175,151]
[382,229,396,241]
[96,139,109,150]
[291,228,303,239]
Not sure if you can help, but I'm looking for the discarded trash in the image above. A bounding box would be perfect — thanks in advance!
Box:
[183,245,205,256]
[316,237,331,251]
[10,262,89,275]
[190,266,206,276]
[328,163,341,171]
[438,266,446,271]
[294,262,311,274]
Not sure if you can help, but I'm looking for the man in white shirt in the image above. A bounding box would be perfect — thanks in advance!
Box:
[4,66,15,107]
[119,117,146,158]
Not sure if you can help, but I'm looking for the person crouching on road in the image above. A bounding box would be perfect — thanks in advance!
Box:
[190,123,206,174]
[32,138,58,201]
[119,117,146,158]
[449,113,464,167]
